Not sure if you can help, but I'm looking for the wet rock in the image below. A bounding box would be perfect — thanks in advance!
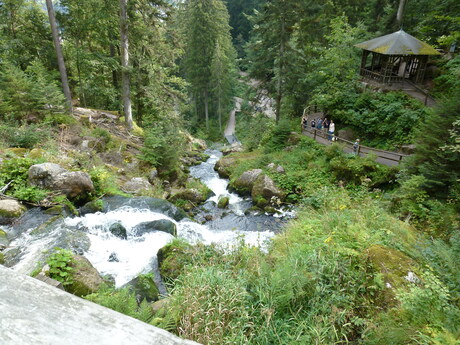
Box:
[123,274,159,303]
[122,177,151,195]
[204,215,213,221]
[151,297,170,317]
[133,219,177,237]
[79,200,104,216]
[56,231,91,255]
[28,163,67,189]
[101,196,187,221]
[0,200,26,225]
[109,222,127,239]
[108,252,119,262]
[251,174,286,204]
[0,228,8,248]
[169,188,210,205]
[217,196,230,209]
[67,255,104,297]
[231,169,263,195]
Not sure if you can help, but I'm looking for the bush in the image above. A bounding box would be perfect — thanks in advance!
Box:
[263,119,292,153]
[0,123,51,148]
[46,248,75,286]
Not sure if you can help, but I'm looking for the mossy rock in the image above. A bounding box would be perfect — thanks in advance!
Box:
[157,240,193,282]
[230,169,263,195]
[151,297,170,317]
[29,148,46,159]
[217,196,230,209]
[79,200,104,216]
[6,148,28,157]
[124,273,159,303]
[254,196,268,208]
[366,245,417,308]
[0,252,4,265]
[66,255,104,297]
[0,229,8,247]
[214,156,237,178]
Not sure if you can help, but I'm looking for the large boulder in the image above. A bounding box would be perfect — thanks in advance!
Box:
[214,156,237,178]
[217,196,230,209]
[52,171,95,199]
[157,241,193,282]
[123,274,159,303]
[132,219,177,237]
[0,200,26,225]
[67,255,104,297]
[230,169,263,195]
[28,163,94,199]
[251,174,286,205]
[122,177,151,195]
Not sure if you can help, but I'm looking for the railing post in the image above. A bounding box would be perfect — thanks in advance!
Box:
[314,129,317,140]
[357,146,361,156]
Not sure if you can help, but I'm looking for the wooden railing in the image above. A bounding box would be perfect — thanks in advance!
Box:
[301,126,409,165]
[301,105,409,165]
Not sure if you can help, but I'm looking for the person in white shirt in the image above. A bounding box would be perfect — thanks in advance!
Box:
[328,120,335,141]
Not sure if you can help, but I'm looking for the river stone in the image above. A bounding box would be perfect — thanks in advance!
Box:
[56,230,91,255]
[102,196,187,221]
[267,163,285,174]
[132,220,177,237]
[157,241,193,282]
[79,200,104,215]
[109,222,127,239]
[251,174,286,204]
[124,274,159,303]
[67,255,104,297]
[123,177,151,195]
[0,200,26,225]
[108,252,119,262]
[169,188,209,204]
[217,196,230,209]
[231,169,263,195]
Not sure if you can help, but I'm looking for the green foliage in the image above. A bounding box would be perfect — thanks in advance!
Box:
[263,120,292,153]
[0,123,51,149]
[46,248,75,286]
[88,166,122,197]
[85,285,153,323]
[0,61,66,121]
[0,155,48,202]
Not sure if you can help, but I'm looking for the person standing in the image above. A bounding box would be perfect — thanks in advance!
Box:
[353,139,360,155]
[323,118,330,132]
[328,120,335,141]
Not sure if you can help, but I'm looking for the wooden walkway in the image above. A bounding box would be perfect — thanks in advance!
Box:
[302,107,409,167]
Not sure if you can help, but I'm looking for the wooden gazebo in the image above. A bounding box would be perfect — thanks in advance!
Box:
[355,30,441,84]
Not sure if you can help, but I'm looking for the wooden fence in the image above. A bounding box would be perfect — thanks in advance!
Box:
[302,106,409,166]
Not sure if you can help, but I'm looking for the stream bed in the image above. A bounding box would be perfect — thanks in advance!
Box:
[4,149,294,288]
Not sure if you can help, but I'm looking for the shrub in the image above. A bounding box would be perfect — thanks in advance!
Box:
[0,123,51,148]
[46,248,75,286]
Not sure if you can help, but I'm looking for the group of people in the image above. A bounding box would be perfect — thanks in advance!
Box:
[302,116,335,141]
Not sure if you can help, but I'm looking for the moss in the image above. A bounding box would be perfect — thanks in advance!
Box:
[29,148,45,159]
[366,245,417,308]
[0,252,4,265]
[157,240,193,282]
[6,148,28,157]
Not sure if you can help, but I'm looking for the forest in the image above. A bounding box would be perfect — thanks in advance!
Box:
[0,0,459,344]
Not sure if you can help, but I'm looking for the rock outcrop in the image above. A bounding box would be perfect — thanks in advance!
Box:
[251,174,286,204]
[214,156,237,178]
[28,163,94,199]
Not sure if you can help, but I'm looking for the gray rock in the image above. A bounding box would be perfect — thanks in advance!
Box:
[109,222,127,239]
[169,188,209,204]
[123,177,151,195]
[0,228,8,248]
[0,265,200,345]
[0,200,26,225]
[230,169,263,195]
[133,219,177,237]
[251,174,286,204]
[28,163,67,189]
[108,252,119,262]
[266,163,285,174]
[214,156,236,178]
[148,169,158,185]
[67,255,104,297]
[123,274,159,303]
[52,171,95,198]
[28,163,94,199]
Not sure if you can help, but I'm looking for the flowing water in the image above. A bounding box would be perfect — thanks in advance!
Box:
[5,149,294,288]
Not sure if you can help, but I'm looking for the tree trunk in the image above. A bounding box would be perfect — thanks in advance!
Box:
[120,0,133,130]
[45,0,72,113]
[275,16,285,124]
[218,95,222,133]
[396,0,406,28]
[204,89,209,132]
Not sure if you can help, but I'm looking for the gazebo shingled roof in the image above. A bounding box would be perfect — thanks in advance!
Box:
[355,29,441,55]
[355,30,440,84]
